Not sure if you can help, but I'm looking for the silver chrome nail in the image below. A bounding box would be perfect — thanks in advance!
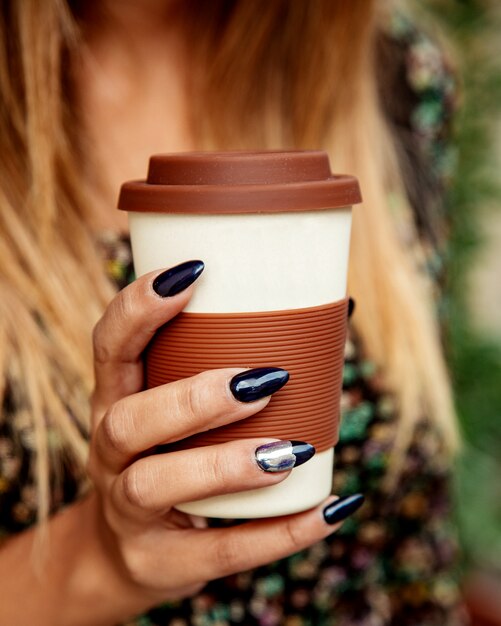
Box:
[255,440,296,473]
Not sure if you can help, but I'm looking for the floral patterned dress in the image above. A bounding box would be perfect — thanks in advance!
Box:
[0,15,469,626]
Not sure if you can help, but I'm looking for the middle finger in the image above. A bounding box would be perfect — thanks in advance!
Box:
[94,366,289,473]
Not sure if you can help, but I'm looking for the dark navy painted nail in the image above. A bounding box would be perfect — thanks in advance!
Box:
[290,440,316,467]
[255,440,316,472]
[152,260,204,297]
[323,494,365,525]
[230,367,289,403]
[348,297,356,318]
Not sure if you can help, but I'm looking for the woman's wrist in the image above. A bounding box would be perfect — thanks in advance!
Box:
[61,491,163,625]
[0,491,162,626]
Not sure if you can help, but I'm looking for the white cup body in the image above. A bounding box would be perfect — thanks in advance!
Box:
[129,210,351,311]
[129,208,352,517]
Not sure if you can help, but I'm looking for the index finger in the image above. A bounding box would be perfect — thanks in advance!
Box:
[92,261,204,416]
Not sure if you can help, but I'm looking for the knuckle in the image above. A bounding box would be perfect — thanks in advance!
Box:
[92,319,111,364]
[120,544,151,588]
[186,382,204,422]
[115,287,136,327]
[169,370,240,433]
[176,379,205,425]
[283,518,304,552]
[181,370,234,423]
[100,401,132,456]
[198,448,230,491]
[92,287,138,365]
[121,465,147,509]
[214,534,245,575]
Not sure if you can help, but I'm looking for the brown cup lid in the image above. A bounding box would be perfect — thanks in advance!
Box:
[118,150,362,214]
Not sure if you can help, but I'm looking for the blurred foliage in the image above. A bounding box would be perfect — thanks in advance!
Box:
[426,0,501,568]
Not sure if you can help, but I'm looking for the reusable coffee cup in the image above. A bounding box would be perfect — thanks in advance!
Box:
[118,150,362,519]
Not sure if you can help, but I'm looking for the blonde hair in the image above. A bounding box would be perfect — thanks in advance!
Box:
[0,0,458,523]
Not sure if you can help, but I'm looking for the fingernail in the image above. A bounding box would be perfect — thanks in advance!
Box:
[152,260,205,298]
[323,494,365,525]
[230,367,289,403]
[255,440,316,473]
[348,297,356,318]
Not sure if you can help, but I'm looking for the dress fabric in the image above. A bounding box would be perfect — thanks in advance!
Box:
[0,15,469,626]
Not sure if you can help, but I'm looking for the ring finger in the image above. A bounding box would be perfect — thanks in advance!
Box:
[112,438,316,520]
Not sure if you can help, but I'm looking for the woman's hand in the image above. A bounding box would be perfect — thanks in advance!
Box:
[0,261,363,626]
[86,261,361,613]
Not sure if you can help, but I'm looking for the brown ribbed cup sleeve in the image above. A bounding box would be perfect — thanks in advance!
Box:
[145,299,348,452]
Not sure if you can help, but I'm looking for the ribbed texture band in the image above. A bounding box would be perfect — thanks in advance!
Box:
[146,300,348,452]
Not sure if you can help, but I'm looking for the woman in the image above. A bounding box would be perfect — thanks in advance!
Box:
[0,1,466,624]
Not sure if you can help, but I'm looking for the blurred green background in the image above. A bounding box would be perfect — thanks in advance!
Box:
[428,0,501,572]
